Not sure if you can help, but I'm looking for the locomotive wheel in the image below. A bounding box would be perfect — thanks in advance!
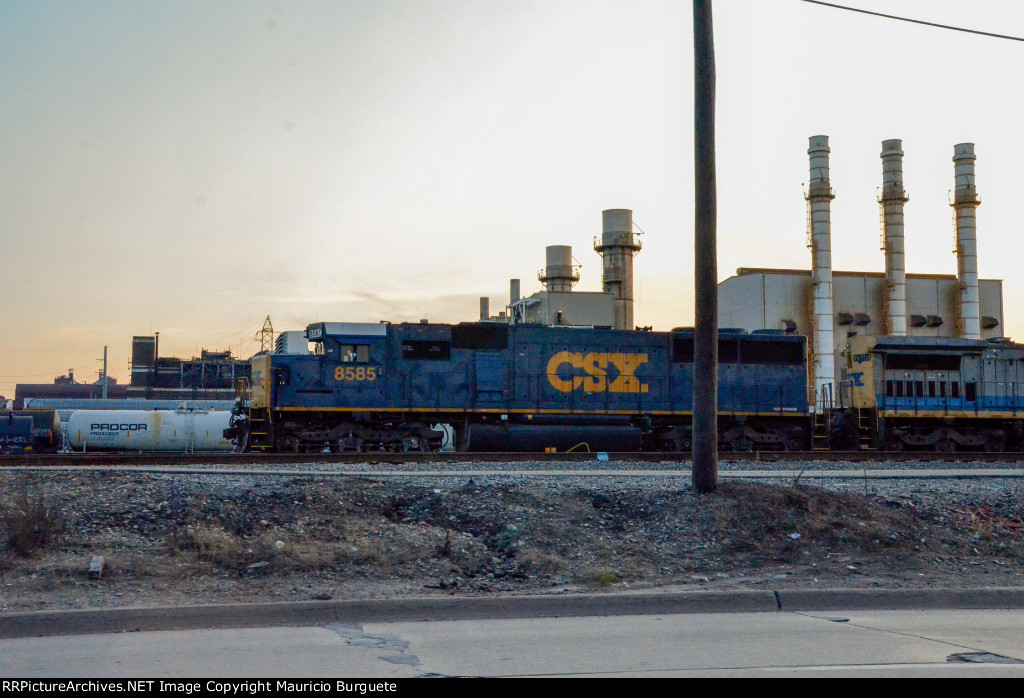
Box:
[278,435,300,453]
[884,436,903,452]
[935,438,956,453]
[984,436,1006,453]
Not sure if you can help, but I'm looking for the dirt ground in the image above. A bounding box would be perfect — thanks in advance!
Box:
[2,468,1024,613]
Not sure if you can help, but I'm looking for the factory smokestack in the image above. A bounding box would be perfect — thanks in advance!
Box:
[807,135,835,405]
[538,245,579,293]
[510,278,520,305]
[880,139,909,337]
[952,143,981,340]
[594,209,642,330]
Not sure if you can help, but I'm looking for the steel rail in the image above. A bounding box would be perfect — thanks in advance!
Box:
[2,450,1024,468]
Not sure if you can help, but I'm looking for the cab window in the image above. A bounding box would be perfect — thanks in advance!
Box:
[340,345,369,363]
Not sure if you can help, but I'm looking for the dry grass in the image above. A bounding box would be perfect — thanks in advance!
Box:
[2,475,63,558]
[712,482,929,561]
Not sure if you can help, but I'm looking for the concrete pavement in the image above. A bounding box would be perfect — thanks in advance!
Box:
[4,607,1024,677]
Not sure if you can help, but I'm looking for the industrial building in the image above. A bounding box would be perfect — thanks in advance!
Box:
[14,333,250,409]
[719,136,1002,407]
[127,334,248,400]
[481,208,643,330]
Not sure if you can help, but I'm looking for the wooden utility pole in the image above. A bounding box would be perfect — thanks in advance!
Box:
[692,0,718,493]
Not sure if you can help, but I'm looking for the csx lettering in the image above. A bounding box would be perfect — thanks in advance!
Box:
[91,424,148,431]
[335,366,377,382]
[546,352,649,393]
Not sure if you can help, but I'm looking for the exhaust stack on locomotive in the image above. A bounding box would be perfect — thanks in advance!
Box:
[953,143,982,340]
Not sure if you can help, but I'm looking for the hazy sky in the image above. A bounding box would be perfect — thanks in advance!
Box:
[2,0,1023,395]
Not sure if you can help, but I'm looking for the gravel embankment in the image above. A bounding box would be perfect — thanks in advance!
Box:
[2,460,1023,613]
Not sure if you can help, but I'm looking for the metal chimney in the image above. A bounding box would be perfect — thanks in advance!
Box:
[594,209,642,330]
[880,139,909,336]
[538,245,579,292]
[952,143,981,339]
[806,135,835,405]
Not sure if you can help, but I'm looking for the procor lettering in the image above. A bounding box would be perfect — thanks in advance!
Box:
[546,351,649,393]
[91,423,148,431]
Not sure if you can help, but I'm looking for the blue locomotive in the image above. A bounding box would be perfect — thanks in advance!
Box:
[837,334,1024,452]
[229,321,810,453]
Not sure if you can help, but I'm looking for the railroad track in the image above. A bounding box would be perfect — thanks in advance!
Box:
[3,450,1024,468]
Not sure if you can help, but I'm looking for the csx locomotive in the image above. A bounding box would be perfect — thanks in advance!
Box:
[227,321,810,453]
[835,334,1024,452]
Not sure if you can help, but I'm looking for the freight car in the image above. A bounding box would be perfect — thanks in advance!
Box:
[0,414,33,453]
[836,334,1024,452]
[0,409,61,452]
[227,321,810,453]
[64,409,234,452]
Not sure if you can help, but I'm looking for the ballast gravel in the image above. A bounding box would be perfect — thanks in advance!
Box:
[2,459,1024,614]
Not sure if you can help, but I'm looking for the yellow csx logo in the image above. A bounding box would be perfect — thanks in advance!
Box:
[546,351,649,393]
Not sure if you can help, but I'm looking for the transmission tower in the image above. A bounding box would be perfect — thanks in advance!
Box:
[255,316,274,354]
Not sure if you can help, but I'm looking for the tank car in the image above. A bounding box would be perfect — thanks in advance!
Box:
[0,409,61,452]
[836,334,1024,452]
[0,414,33,453]
[229,321,810,453]
[65,409,233,452]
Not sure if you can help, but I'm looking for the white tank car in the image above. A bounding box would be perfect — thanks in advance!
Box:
[66,410,234,452]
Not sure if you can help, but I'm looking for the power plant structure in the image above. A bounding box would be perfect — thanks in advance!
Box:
[719,137,1003,410]
[481,209,643,330]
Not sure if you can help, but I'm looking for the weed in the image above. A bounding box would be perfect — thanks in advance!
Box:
[2,476,63,557]
[596,570,618,586]
[171,524,242,566]
[437,529,453,558]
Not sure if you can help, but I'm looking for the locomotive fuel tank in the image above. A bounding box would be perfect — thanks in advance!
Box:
[465,423,642,452]
[65,409,234,452]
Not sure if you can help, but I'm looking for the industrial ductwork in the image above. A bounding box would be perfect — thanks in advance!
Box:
[880,139,909,337]
[806,135,836,405]
[952,143,981,339]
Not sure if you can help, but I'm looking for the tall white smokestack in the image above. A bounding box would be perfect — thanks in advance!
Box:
[880,139,909,336]
[807,135,835,406]
[594,209,642,330]
[538,245,579,292]
[952,143,981,339]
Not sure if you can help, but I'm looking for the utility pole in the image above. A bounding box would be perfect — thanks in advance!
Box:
[693,0,718,494]
[102,345,108,400]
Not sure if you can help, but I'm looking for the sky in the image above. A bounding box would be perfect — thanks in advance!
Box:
[2,0,1023,396]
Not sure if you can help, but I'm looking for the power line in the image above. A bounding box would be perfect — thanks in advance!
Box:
[800,0,1024,42]
[0,358,103,379]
